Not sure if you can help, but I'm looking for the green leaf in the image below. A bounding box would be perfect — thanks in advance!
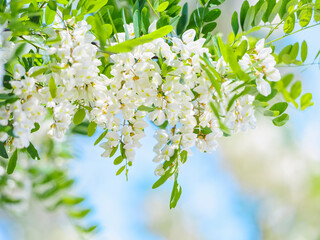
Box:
[180,150,187,164]
[156,15,170,29]
[30,67,47,77]
[282,89,299,108]
[122,9,129,40]
[31,122,40,133]
[264,109,279,117]
[272,113,289,127]
[104,25,173,53]
[278,44,292,63]
[235,40,248,59]
[137,105,155,112]
[268,0,282,22]
[262,0,276,22]
[87,15,112,48]
[94,130,108,145]
[290,81,302,99]
[141,7,150,34]
[300,93,314,110]
[225,45,250,81]
[283,13,295,33]
[7,149,18,175]
[255,89,278,102]
[166,5,181,17]
[71,122,88,135]
[170,181,182,209]
[243,6,255,31]
[85,0,108,14]
[270,102,288,115]
[49,77,57,99]
[152,173,171,189]
[286,0,298,13]
[187,7,208,31]
[2,195,22,204]
[0,94,16,100]
[45,4,56,25]
[56,0,69,4]
[163,149,178,170]
[231,11,239,36]
[289,42,299,61]
[240,0,250,31]
[201,64,221,98]
[0,142,8,159]
[209,102,231,136]
[114,155,124,165]
[110,145,118,158]
[76,225,97,233]
[204,9,221,22]
[68,209,91,219]
[26,142,40,160]
[87,121,97,137]
[208,0,225,6]
[120,142,126,158]
[254,1,268,25]
[201,22,217,34]
[301,40,307,62]
[315,0,320,21]
[133,9,141,38]
[157,1,169,12]
[279,0,290,18]
[199,0,208,6]
[48,0,57,11]
[62,196,85,205]
[253,100,269,108]
[73,109,86,125]
[176,3,188,35]
[280,73,294,88]
[116,165,125,175]
[299,5,312,27]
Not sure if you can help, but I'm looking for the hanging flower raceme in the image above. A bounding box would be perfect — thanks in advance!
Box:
[0,15,286,210]
[0,18,280,174]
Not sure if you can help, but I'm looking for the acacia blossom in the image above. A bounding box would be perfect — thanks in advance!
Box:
[0,18,280,178]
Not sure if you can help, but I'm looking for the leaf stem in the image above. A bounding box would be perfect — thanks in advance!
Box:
[265,3,315,40]
[276,62,320,67]
[265,22,320,46]
[147,0,159,18]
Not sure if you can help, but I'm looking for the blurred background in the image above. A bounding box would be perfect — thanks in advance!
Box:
[1,0,320,239]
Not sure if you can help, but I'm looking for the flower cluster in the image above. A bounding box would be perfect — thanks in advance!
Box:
[96,23,258,175]
[1,19,108,148]
[0,18,281,178]
[240,39,281,96]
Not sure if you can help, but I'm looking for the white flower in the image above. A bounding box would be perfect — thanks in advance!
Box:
[149,109,166,125]
[105,131,120,147]
[124,143,135,161]
[13,64,25,79]
[154,130,169,144]
[181,133,197,149]
[154,163,165,176]
[182,29,196,44]
[256,76,271,96]
[161,144,175,157]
